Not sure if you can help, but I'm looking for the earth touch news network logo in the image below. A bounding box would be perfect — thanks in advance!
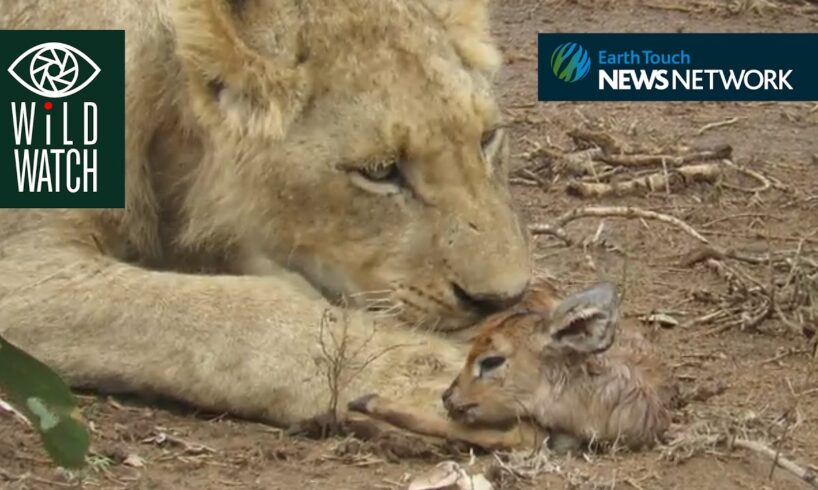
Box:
[1,31,124,208]
[539,33,818,101]
[550,42,592,83]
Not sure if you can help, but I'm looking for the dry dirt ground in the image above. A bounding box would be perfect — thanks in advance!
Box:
[3,1,818,489]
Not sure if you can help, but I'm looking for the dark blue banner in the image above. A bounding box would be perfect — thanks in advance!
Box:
[538,33,818,101]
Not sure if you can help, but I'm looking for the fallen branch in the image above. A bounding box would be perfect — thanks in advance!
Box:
[597,143,732,168]
[566,163,721,198]
[529,205,709,245]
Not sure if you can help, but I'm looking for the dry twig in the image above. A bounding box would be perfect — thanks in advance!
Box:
[0,467,76,488]
[732,438,817,488]
[696,117,741,136]
[566,163,721,198]
[666,432,817,488]
[529,205,709,246]
[681,245,772,267]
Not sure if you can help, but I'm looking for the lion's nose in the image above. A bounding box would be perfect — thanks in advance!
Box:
[452,282,525,315]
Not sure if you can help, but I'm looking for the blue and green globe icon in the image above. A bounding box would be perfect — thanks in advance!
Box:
[550,42,592,83]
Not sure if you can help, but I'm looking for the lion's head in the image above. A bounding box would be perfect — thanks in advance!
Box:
[172,0,531,330]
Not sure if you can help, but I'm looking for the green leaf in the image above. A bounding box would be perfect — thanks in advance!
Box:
[0,334,90,469]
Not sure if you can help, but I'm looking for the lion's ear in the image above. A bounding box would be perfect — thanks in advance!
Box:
[423,0,502,77]
[172,0,310,139]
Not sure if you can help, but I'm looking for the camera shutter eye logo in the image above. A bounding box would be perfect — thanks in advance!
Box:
[550,42,592,83]
[7,42,101,98]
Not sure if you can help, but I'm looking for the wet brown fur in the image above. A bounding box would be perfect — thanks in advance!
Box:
[352,282,677,451]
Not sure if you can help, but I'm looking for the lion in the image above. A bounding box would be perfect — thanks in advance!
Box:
[0,0,531,428]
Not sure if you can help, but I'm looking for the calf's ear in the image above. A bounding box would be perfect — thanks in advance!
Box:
[543,282,619,356]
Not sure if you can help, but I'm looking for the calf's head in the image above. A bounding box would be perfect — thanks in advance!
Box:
[442,282,619,427]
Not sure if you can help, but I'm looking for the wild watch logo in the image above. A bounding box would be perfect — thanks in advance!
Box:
[1,31,124,208]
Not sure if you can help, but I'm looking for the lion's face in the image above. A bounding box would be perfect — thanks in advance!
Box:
[176,0,531,330]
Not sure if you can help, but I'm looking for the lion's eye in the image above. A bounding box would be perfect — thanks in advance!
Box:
[357,163,401,185]
[479,356,506,376]
[480,128,499,150]
[352,155,407,190]
[345,155,409,195]
[480,127,506,165]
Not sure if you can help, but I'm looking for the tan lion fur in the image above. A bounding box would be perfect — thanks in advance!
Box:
[0,0,530,425]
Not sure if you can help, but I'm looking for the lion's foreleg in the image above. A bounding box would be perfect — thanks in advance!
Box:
[0,236,385,425]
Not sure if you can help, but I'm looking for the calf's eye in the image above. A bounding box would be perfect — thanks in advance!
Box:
[479,356,506,376]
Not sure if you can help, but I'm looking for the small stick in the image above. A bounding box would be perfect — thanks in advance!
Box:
[0,467,76,488]
[527,223,572,244]
[679,309,731,328]
[692,300,773,338]
[701,213,776,228]
[696,117,740,136]
[518,168,550,188]
[643,1,695,12]
[759,348,808,366]
[509,177,540,187]
[666,434,817,488]
[701,230,818,245]
[774,302,807,337]
[722,166,772,193]
[530,205,709,245]
[662,157,671,195]
[681,245,772,267]
[732,438,818,488]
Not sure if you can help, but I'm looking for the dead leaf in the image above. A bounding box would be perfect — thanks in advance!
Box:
[642,313,680,329]
[408,461,493,490]
[123,453,145,468]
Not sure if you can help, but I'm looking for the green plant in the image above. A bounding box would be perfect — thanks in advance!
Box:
[0,334,90,469]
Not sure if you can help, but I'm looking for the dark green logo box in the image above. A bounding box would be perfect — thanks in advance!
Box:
[1,30,125,208]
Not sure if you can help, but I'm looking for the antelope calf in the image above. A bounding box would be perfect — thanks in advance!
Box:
[350,281,677,451]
